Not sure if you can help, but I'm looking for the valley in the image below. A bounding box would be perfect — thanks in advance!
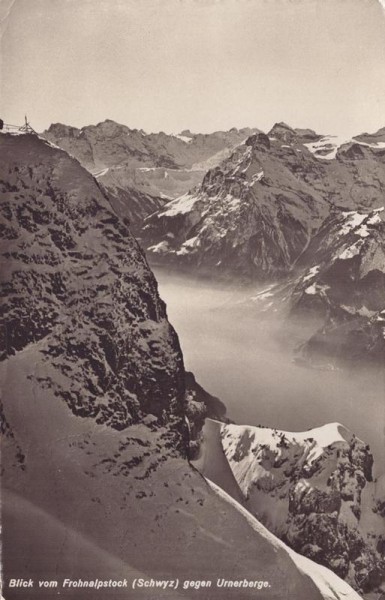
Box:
[154,268,385,469]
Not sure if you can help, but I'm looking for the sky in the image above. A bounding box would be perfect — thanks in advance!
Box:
[1,0,385,136]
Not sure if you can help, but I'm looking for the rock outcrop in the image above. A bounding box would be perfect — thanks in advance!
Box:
[219,422,385,595]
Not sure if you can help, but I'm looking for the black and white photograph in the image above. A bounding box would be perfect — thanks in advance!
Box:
[0,1,384,598]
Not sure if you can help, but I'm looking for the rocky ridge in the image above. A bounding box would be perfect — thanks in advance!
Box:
[219,422,385,595]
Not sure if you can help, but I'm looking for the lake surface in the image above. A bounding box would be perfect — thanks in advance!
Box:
[154,268,385,470]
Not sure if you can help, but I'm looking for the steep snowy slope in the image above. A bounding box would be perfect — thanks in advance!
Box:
[0,132,362,600]
[218,422,384,595]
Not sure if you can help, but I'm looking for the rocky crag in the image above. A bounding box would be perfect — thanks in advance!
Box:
[219,422,385,596]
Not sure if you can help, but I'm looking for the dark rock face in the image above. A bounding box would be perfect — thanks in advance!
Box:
[0,133,187,443]
[246,132,271,149]
[267,122,299,144]
[185,371,228,457]
[101,181,166,236]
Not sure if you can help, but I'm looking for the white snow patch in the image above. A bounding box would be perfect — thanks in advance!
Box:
[303,265,320,283]
[355,224,370,238]
[176,236,200,256]
[251,170,264,185]
[160,193,200,217]
[340,211,367,236]
[42,138,64,150]
[338,239,365,260]
[306,135,385,159]
[304,135,351,160]
[367,211,383,225]
[355,140,385,149]
[147,241,170,254]
[225,193,241,209]
[305,284,317,295]
[174,134,193,143]
[254,291,273,300]
[93,167,109,178]
[251,285,275,301]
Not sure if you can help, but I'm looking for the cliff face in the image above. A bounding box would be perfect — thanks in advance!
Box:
[0,133,187,439]
[220,423,385,595]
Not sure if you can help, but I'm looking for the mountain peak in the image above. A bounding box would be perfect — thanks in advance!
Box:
[245,132,271,149]
[45,122,80,137]
[269,121,295,133]
[179,129,194,137]
[268,122,298,143]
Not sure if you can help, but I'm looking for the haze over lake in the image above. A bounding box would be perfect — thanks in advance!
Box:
[154,268,385,470]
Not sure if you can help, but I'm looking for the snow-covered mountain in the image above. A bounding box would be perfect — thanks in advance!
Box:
[42,121,259,229]
[0,132,364,600]
[197,420,385,596]
[142,123,385,275]
[141,123,385,367]
[142,130,329,278]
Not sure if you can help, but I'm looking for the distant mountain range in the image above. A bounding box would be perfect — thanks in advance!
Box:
[42,121,259,232]
[138,122,385,369]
